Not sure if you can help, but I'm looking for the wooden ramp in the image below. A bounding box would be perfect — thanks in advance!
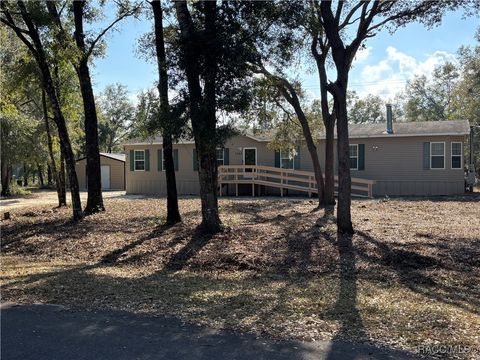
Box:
[218,165,375,198]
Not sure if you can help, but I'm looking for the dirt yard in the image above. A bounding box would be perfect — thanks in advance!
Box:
[1,195,479,359]
[0,189,128,211]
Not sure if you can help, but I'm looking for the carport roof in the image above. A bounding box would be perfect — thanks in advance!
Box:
[76,153,126,162]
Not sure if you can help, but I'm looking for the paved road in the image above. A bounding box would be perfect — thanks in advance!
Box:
[1,303,420,360]
[0,190,132,212]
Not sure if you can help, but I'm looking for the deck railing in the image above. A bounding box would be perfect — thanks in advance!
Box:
[218,165,375,198]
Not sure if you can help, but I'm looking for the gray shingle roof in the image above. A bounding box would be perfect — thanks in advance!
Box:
[347,120,470,138]
[122,136,194,146]
[122,120,470,145]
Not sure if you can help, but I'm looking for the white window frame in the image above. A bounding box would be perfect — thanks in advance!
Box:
[451,142,462,169]
[134,150,145,171]
[349,144,358,170]
[280,149,296,169]
[216,148,224,166]
[430,142,445,170]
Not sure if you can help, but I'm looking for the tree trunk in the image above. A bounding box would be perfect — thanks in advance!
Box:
[313,45,336,206]
[324,118,336,205]
[279,84,325,205]
[59,150,67,206]
[175,0,221,233]
[296,109,325,206]
[43,89,66,207]
[23,163,28,186]
[37,163,44,187]
[334,86,353,234]
[151,0,181,225]
[47,164,53,185]
[196,142,221,232]
[1,160,11,197]
[73,1,104,215]
[197,1,221,233]
[16,1,82,220]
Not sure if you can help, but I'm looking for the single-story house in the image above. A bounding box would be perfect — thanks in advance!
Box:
[123,119,470,197]
[75,153,126,190]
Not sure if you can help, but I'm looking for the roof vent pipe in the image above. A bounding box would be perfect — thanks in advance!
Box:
[386,104,393,134]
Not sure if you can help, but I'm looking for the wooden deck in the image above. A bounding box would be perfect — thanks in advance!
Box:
[218,165,376,198]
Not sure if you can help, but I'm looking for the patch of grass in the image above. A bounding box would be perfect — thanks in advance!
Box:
[1,196,479,359]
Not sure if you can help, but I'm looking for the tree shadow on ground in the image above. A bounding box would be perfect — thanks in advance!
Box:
[101,223,176,264]
[164,227,214,271]
[325,232,368,360]
[356,230,480,315]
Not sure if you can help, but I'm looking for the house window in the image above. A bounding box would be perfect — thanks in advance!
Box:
[430,142,445,169]
[280,149,295,169]
[134,150,145,171]
[216,148,224,166]
[349,144,358,170]
[451,142,462,169]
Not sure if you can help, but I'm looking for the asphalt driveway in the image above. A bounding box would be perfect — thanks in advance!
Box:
[1,303,420,360]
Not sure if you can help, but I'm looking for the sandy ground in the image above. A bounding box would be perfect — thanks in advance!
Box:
[2,196,479,359]
[0,190,137,211]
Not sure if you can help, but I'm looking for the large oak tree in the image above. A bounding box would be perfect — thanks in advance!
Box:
[317,0,478,233]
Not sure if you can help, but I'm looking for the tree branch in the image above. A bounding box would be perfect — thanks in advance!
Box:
[339,2,364,30]
[0,4,37,56]
[85,7,139,59]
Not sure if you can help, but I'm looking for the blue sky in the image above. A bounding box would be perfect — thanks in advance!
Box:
[91,8,479,103]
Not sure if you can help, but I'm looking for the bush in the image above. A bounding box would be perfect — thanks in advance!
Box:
[8,182,31,196]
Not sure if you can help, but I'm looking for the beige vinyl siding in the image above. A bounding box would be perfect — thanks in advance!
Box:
[347,136,465,196]
[126,144,198,195]
[226,135,275,166]
[75,155,125,190]
[296,135,465,196]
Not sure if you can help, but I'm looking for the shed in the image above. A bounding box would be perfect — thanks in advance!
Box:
[75,153,126,190]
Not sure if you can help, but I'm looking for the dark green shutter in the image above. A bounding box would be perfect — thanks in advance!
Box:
[274,150,280,167]
[294,146,300,170]
[224,148,229,165]
[145,149,150,171]
[157,149,163,171]
[173,149,179,171]
[129,150,134,171]
[193,148,198,171]
[423,142,430,170]
[358,144,365,170]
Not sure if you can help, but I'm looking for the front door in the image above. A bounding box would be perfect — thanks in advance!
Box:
[101,165,110,190]
[243,148,257,176]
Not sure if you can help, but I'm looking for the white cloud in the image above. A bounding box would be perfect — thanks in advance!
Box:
[361,59,392,81]
[353,46,457,100]
[353,46,372,64]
